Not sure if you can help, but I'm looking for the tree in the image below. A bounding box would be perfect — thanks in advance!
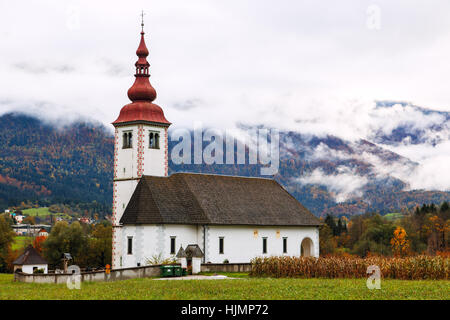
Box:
[33,235,47,254]
[324,214,338,236]
[0,215,15,272]
[390,226,410,257]
[440,202,449,213]
[22,216,36,225]
[319,224,336,255]
[86,224,112,267]
[337,217,347,235]
[352,214,395,256]
[43,221,88,268]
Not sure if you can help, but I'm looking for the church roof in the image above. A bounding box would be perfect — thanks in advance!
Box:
[13,245,48,266]
[120,173,321,226]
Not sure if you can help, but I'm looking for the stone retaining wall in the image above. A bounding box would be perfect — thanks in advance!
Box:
[14,263,252,283]
[200,263,252,273]
[14,264,168,284]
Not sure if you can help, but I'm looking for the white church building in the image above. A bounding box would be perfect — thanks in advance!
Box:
[111,23,320,269]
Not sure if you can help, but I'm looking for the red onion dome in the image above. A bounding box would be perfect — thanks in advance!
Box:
[127,77,157,102]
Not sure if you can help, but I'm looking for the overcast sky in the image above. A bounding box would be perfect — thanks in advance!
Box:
[0,1,449,193]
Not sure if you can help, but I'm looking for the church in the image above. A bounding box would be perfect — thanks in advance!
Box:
[111,22,320,269]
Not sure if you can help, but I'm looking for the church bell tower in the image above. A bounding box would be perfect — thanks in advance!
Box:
[111,17,171,269]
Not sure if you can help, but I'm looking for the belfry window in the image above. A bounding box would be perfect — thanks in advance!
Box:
[123,131,132,149]
[149,132,160,149]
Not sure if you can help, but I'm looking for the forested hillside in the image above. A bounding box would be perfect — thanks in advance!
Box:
[0,113,112,213]
[0,112,448,218]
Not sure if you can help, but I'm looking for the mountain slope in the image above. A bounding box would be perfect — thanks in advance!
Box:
[0,112,448,217]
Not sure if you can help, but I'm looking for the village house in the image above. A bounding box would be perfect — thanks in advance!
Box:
[111,22,321,269]
[11,224,51,236]
[37,228,49,237]
[13,245,48,274]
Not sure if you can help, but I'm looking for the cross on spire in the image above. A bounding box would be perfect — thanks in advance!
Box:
[141,10,145,33]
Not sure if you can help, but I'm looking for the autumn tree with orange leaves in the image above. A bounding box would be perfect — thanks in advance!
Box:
[33,235,47,254]
[391,226,410,257]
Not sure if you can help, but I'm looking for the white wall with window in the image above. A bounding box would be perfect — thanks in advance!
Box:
[205,225,319,263]
[22,264,48,274]
[142,127,166,176]
[119,224,319,268]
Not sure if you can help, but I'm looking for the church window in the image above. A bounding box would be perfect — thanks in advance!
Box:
[219,237,224,254]
[170,237,176,255]
[127,237,133,255]
[283,237,288,254]
[149,131,160,149]
[123,131,133,149]
[262,237,267,254]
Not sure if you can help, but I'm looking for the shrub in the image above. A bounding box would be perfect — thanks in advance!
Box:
[250,255,449,280]
[145,253,177,265]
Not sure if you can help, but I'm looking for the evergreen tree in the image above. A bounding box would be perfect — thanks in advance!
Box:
[324,214,338,236]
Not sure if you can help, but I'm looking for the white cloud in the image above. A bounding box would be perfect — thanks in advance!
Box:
[0,0,449,194]
[296,166,369,202]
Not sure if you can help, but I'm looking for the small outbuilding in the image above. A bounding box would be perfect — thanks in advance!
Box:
[185,244,204,274]
[13,245,48,274]
[176,246,187,269]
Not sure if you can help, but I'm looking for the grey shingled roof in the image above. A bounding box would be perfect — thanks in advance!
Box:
[176,246,187,258]
[13,245,48,265]
[120,173,321,226]
[185,244,204,258]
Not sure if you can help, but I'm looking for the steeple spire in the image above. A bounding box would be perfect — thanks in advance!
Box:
[112,15,170,126]
[141,10,145,33]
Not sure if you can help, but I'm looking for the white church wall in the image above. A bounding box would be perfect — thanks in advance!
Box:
[120,224,319,268]
[142,126,166,177]
[116,125,138,179]
[112,179,138,268]
[120,224,199,268]
[206,225,319,263]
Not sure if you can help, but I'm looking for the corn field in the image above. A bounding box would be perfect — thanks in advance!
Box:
[250,255,449,280]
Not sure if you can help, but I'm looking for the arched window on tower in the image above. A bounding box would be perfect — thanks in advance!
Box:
[128,132,133,148]
[149,131,160,149]
[123,131,133,149]
[155,133,160,149]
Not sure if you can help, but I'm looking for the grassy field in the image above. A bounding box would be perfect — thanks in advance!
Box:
[384,212,404,221]
[11,236,33,251]
[21,207,71,220]
[0,273,448,300]
[22,207,52,217]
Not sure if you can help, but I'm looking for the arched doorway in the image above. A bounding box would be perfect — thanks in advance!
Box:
[300,237,314,257]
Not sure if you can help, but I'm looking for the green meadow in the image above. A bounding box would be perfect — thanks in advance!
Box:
[0,274,448,300]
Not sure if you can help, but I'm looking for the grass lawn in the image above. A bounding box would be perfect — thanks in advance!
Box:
[22,207,52,217]
[11,236,33,251]
[384,212,404,221]
[0,273,448,300]
[21,207,70,220]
